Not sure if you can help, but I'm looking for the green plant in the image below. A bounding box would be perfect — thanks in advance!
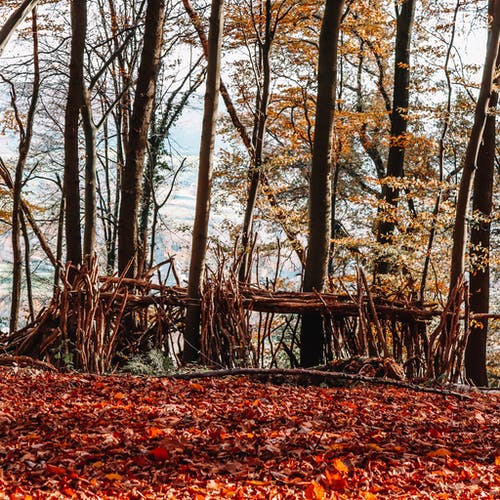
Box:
[123,349,174,376]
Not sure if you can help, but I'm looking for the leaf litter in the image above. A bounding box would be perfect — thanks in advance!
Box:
[0,367,498,499]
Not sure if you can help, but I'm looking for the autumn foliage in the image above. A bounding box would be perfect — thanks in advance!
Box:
[0,367,498,498]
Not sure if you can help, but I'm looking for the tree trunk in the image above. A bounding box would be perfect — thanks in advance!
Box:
[300,0,344,367]
[466,106,495,387]
[182,0,305,267]
[376,0,415,275]
[449,0,500,292]
[0,0,40,55]
[81,88,97,261]
[118,0,165,277]
[183,0,225,364]
[9,9,39,333]
[63,0,86,269]
[465,1,499,387]
[239,0,273,283]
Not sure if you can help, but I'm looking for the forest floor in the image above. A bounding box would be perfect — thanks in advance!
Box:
[0,368,498,499]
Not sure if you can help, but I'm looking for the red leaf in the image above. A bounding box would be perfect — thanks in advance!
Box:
[46,464,67,475]
[149,446,169,461]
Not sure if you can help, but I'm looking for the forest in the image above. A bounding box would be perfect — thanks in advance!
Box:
[0,0,499,384]
[0,0,500,497]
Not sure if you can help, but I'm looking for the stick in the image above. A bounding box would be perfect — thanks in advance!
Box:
[166,367,474,400]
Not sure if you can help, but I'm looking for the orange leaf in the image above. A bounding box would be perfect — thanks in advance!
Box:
[332,457,349,474]
[495,456,500,466]
[360,492,378,500]
[325,470,348,491]
[305,481,326,499]
[189,382,205,392]
[147,427,165,438]
[150,446,169,461]
[427,448,451,458]
[104,473,122,481]
[46,464,66,475]
[113,392,125,400]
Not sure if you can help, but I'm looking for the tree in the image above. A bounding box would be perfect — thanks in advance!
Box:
[63,0,87,269]
[465,0,500,387]
[183,0,225,364]
[375,0,416,275]
[183,0,309,273]
[449,0,500,292]
[118,0,166,278]
[0,0,40,56]
[300,0,344,367]
[7,8,39,332]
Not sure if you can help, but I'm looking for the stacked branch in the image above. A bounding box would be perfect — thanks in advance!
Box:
[0,263,471,382]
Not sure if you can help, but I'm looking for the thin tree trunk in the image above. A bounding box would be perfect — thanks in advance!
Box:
[300,0,344,367]
[182,0,305,266]
[9,8,39,332]
[63,0,87,270]
[0,0,40,55]
[239,0,273,283]
[118,0,165,277]
[81,88,97,260]
[449,0,500,292]
[419,0,460,301]
[376,0,416,275]
[183,0,225,364]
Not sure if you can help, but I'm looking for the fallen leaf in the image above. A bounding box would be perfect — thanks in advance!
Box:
[147,427,165,438]
[149,446,169,461]
[427,448,452,458]
[332,457,349,474]
[325,470,348,491]
[305,480,326,499]
[189,382,205,392]
[46,464,66,475]
[104,473,122,481]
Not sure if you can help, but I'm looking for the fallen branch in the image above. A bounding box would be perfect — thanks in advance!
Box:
[167,367,473,400]
[0,354,58,372]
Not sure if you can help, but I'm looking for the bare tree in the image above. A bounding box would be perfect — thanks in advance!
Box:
[118,0,166,277]
[2,9,40,332]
